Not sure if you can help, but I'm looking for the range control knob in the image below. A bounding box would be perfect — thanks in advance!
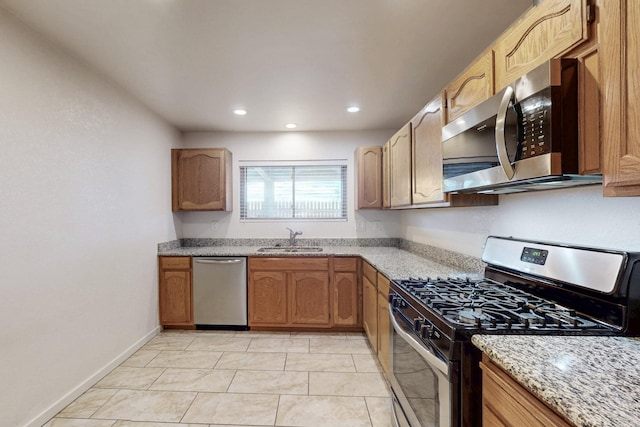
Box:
[413,317,423,330]
[420,324,433,339]
[390,295,406,309]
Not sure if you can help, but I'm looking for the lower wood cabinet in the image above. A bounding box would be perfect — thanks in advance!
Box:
[290,271,330,325]
[362,260,391,373]
[376,273,391,374]
[249,271,288,325]
[333,271,359,326]
[362,274,378,351]
[480,355,572,427]
[248,256,361,330]
[158,256,194,328]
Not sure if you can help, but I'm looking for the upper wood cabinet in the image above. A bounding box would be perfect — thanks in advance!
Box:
[494,0,588,91]
[411,94,446,204]
[172,148,232,211]
[600,0,640,196]
[355,146,383,209]
[385,123,412,208]
[444,50,495,123]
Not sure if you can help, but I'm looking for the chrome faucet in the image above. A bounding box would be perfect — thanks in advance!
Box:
[286,227,302,246]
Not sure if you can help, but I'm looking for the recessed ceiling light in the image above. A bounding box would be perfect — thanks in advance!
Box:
[233,109,247,116]
[285,123,297,129]
[347,106,360,113]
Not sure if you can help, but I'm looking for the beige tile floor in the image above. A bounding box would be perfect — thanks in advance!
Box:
[43,330,392,427]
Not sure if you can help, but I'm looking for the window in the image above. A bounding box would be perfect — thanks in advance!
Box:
[240,164,347,220]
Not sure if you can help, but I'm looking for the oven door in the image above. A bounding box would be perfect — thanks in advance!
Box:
[389,307,458,427]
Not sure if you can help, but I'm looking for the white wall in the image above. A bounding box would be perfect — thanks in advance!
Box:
[0,9,180,427]
[180,131,401,240]
[400,185,640,257]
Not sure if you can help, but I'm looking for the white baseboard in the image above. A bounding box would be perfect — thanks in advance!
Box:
[25,326,161,427]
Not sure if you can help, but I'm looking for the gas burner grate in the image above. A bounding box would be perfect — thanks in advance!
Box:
[394,277,608,331]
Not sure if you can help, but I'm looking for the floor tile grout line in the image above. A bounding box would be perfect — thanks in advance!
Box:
[226,368,240,393]
[177,389,201,424]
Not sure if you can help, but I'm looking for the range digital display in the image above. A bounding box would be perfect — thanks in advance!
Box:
[521,247,548,265]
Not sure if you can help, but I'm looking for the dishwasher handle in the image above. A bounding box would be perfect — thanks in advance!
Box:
[194,258,244,264]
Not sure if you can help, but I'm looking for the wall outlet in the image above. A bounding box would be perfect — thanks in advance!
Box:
[372,221,382,231]
[210,221,218,231]
[356,220,366,231]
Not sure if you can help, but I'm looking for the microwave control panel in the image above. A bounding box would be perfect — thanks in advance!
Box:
[517,89,552,160]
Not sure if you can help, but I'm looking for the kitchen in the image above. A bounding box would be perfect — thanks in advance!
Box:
[2,0,640,427]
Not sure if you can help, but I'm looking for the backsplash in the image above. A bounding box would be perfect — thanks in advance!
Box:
[398,239,485,273]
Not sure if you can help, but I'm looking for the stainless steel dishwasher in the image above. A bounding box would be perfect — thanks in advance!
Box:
[192,257,248,329]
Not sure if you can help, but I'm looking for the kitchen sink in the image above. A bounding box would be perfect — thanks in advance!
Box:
[257,246,323,253]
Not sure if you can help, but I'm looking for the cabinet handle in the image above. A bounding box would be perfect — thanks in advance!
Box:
[194,259,243,264]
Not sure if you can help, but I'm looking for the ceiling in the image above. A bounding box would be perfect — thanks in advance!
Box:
[1,0,532,132]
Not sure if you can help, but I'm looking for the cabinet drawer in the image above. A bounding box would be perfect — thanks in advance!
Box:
[249,257,329,271]
[363,261,377,285]
[334,257,358,272]
[377,272,390,297]
[160,256,191,270]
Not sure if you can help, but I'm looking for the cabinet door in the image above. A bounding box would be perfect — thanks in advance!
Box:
[481,356,571,427]
[445,50,494,123]
[159,270,192,325]
[494,0,588,90]
[601,0,640,196]
[248,271,288,325]
[333,272,359,326]
[355,146,383,209]
[172,148,231,211]
[411,94,446,204]
[377,291,391,374]
[290,272,330,326]
[388,123,412,208]
[382,141,391,209]
[362,276,378,352]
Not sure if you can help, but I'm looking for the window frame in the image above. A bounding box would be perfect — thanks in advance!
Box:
[239,160,348,222]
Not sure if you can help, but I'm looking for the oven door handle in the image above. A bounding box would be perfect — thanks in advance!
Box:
[389,308,449,376]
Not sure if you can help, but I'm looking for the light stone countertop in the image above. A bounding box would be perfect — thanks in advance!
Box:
[472,334,640,427]
[157,245,481,280]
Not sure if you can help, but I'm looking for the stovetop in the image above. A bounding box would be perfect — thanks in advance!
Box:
[394,277,612,332]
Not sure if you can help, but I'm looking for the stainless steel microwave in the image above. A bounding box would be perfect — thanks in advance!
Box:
[442,59,602,194]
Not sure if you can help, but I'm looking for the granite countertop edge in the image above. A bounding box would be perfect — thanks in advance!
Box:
[472,334,640,427]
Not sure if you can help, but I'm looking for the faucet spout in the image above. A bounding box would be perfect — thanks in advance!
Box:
[286,227,303,246]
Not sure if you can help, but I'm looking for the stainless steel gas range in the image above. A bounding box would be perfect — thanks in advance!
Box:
[388,236,640,427]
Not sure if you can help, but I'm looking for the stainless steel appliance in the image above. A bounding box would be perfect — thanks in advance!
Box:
[389,236,640,427]
[193,257,248,328]
[442,59,602,194]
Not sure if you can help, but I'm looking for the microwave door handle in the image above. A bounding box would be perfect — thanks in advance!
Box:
[495,86,516,180]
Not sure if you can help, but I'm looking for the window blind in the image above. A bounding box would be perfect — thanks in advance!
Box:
[240,165,347,220]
